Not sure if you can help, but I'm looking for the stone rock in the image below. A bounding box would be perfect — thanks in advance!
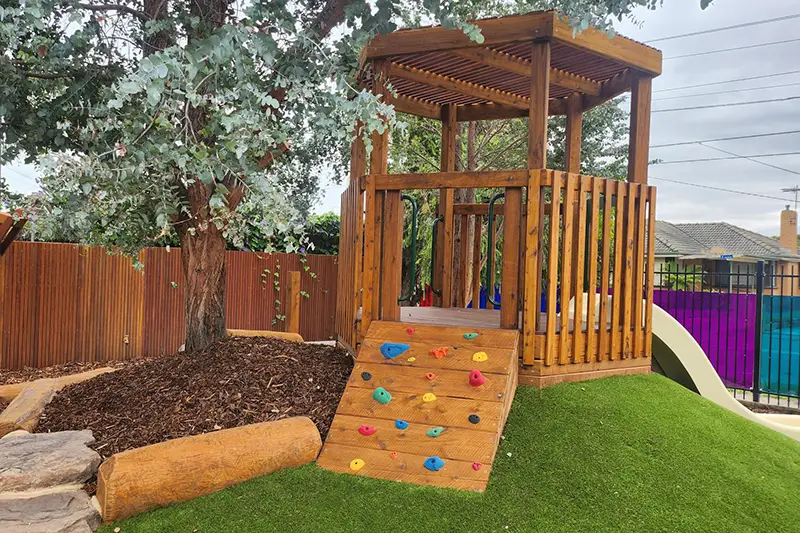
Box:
[0,431,100,492]
[0,489,100,533]
[1,430,29,441]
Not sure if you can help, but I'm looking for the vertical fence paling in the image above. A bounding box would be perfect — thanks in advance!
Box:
[0,242,338,369]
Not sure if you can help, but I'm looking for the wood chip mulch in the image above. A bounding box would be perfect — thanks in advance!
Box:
[0,360,129,386]
[37,337,353,458]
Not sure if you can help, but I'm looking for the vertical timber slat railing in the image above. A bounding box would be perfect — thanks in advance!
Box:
[335,176,363,351]
[527,170,656,368]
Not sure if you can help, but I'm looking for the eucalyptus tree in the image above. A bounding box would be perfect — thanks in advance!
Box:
[0,0,707,351]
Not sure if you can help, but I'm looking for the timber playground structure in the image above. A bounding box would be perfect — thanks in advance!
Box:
[322,10,800,492]
[322,11,664,491]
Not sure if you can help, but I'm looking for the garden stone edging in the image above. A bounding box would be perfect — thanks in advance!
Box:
[0,430,101,532]
[0,430,101,492]
[0,488,101,533]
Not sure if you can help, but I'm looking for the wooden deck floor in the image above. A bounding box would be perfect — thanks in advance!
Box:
[358,307,561,332]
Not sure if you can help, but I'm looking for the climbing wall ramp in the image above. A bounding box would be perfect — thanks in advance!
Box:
[317,321,519,492]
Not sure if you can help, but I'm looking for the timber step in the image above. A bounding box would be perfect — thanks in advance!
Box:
[317,321,518,492]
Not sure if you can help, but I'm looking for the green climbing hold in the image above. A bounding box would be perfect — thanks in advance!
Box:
[372,387,392,404]
[426,426,444,438]
[463,332,479,340]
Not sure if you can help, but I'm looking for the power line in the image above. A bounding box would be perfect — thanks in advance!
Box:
[650,130,800,148]
[2,166,38,185]
[647,13,800,43]
[698,142,800,176]
[664,38,800,60]
[653,96,800,113]
[653,82,800,101]
[650,176,794,202]
[651,151,800,165]
[654,70,800,93]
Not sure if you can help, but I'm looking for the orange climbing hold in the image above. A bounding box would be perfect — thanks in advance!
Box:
[425,372,436,381]
[390,451,398,460]
[429,346,449,359]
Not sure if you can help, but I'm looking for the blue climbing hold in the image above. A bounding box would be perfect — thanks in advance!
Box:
[468,414,480,425]
[360,371,372,381]
[426,426,444,438]
[424,456,445,472]
[372,387,392,404]
[380,342,410,359]
[395,419,409,430]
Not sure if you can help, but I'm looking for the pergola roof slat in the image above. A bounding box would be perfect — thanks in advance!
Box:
[360,11,661,120]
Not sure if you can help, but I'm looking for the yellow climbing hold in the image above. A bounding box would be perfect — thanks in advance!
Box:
[349,458,365,472]
[422,393,437,402]
[472,351,488,363]
[407,357,416,362]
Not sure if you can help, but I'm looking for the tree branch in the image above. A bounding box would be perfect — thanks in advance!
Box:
[75,3,149,22]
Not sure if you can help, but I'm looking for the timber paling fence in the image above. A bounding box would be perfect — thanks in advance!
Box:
[654,262,800,409]
[0,242,338,370]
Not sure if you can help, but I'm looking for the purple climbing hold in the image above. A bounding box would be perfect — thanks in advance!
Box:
[424,456,445,472]
[395,419,409,430]
[380,342,410,359]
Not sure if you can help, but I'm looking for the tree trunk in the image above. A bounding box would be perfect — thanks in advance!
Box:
[178,221,227,352]
[451,122,477,307]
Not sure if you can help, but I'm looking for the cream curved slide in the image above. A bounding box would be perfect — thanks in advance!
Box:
[651,304,800,442]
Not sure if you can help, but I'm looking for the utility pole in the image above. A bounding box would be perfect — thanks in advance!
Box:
[782,186,800,211]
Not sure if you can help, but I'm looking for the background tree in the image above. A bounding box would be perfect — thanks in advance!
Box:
[1,0,708,351]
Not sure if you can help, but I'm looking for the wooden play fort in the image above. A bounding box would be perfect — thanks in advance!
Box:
[323,11,662,491]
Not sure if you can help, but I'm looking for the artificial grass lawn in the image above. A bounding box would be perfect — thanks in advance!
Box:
[101,374,800,533]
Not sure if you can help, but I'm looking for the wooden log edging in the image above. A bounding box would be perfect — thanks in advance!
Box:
[0,367,119,403]
[227,329,304,343]
[96,417,322,522]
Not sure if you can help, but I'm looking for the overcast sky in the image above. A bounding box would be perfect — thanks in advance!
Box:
[311,0,800,237]
[4,0,799,237]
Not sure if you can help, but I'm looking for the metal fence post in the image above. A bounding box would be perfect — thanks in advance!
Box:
[752,261,764,403]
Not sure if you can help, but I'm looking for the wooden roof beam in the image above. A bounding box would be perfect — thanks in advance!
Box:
[388,62,530,110]
[456,99,566,121]
[365,12,554,61]
[451,48,601,96]
[582,69,633,111]
[392,94,441,120]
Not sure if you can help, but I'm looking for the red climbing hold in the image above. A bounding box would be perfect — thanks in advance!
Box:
[407,327,415,335]
[358,424,377,436]
[472,462,482,471]
[429,346,449,359]
[390,451,398,460]
[469,369,486,387]
[425,372,436,381]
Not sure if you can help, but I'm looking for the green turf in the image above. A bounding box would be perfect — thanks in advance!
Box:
[100,374,800,533]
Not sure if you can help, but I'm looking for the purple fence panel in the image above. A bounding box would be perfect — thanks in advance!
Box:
[654,290,756,389]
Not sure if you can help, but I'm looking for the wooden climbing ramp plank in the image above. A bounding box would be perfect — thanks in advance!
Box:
[325,415,498,463]
[349,362,509,401]
[316,443,491,492]
[318,321,519,492]
[358,340,515,375]
[336,387,504,430]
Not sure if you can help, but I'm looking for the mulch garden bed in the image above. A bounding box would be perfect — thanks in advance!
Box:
[38,337,353,458]
[0,360,129,386]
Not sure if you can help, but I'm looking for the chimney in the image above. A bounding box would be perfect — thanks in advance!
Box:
[780,206,798,255]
